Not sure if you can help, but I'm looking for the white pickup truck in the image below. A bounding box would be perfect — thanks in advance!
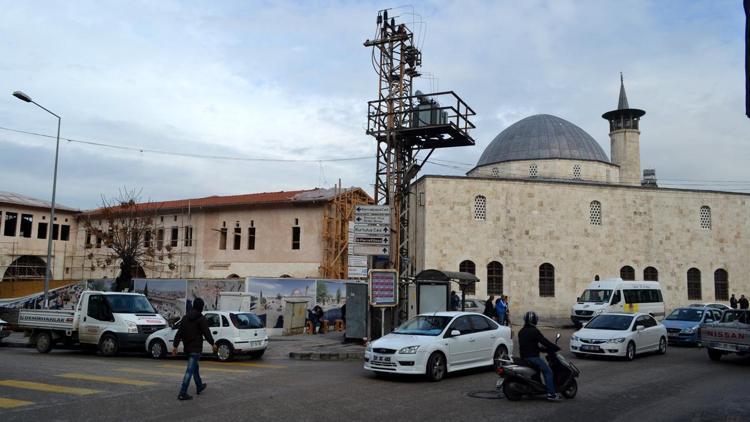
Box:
[18,291,167,356]
[699,309,750,361]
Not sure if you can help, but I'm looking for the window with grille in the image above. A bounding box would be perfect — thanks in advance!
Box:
[573,164,581,180]
[487,261,503,295]
[459,260,476,295]
[491,168,500,177]
[699,206,711,229]
[714,269,728,301]
[620,265,635,281]
[529,163,538,178]
[292,226,301,250]
[687,268,702,300]
[643,266,658,281]
[474,195,486,221]
[539,263,555,297]
[590,201,602,225]
[233,227,242,250]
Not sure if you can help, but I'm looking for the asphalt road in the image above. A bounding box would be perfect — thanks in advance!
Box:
[0,328,748,422]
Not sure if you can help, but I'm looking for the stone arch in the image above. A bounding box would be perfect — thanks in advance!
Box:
[227,273,241,279]
[2,255,48,281]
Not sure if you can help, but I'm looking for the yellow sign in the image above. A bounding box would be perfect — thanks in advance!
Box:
[624,303,639,313]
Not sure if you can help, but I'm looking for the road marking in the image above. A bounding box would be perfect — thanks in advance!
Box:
[56,373,157,386]
[0,380,100,396]
[0,397,34,409]
[202,361,287,369]
[115,368,182,377]
[157,364,246,374]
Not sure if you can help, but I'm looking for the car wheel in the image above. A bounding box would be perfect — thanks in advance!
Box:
[149,339,167,359]
[573,352,585,359]
[625,341,636,361]
[503,380,523,401]
[35,331,53,354]
[658,337,667,355]
[707,348,722,361]
[249,349,265,359]
[493,345,509,370]
[216,342,233,362]
[561,378,578,399]
[99,334,119,357]
[426,352,446,382]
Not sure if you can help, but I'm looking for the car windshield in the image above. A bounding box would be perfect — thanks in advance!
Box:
[666,308,704,322]
[104,295,156,314]
[231,313,264,329]
[585,314,633,330]
[580,289,612,303]
[393,315,452,336]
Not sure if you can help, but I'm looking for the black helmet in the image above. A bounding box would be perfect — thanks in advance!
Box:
[524,311,538,326]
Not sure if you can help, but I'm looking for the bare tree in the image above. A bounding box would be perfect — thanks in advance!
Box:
[83,188,173,291]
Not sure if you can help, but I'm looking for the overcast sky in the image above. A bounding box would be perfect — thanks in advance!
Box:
[1,0,747,209]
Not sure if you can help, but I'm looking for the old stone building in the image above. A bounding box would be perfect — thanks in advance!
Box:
[409,79,749,319]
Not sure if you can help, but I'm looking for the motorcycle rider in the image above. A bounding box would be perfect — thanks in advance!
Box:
[518,311,561,401]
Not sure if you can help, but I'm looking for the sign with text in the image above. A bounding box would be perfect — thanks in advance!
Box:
[355,205,390,215]
[354,244,389,256]
[353,224,390,235]
[348,254,368,268]
[354,214,390,225]
[354,235,389,245]
[369,269,398,307]
[348,266,368,279]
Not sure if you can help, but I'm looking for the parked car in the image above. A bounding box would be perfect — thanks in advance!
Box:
[700,309,750,361]
[570,312,667,360]
[146,311,268,361]
[570,279,665,328]
[364,312,513,381]
[462,299,486,313]
[663,307,723,345]
[0,318,10,342]
[689,303,730,311]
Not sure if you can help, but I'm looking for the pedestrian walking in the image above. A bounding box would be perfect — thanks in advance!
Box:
[495,296,507,325]
[483,295,498,321]
[739,295,749,310]
[730,294,738,309]
[172,298,217,401]
[450,291,461,311]
[503,295,511,326]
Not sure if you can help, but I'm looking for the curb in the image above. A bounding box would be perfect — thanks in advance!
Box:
[0,340,31,349]
[288,351,363,361]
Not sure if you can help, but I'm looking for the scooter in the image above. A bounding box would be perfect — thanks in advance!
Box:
[495,333,580,401]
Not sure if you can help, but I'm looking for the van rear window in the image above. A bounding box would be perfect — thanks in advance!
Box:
[624,289,662,303]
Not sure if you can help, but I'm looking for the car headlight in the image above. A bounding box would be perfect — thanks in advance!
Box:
[126,321,138,334]
[593,309,603,315]
[398,345,420,354]
[365,343,372,352]
[681,326,699,335]
[571,335,580,342]
[606,337,627,344]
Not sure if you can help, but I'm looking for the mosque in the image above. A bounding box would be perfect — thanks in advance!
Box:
[408,78,749,319]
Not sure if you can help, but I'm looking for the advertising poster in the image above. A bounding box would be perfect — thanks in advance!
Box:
[0,282,86,311]
[248,278,316,329]
[134,279,187,321]
[186,279,244,312]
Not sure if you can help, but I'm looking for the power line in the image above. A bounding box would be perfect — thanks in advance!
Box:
[0,125,374,163]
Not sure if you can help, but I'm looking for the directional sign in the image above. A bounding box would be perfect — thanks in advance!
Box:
[348,254,368,267]
[354,214,390,225]
[354,236,389,245]
[354,244,390,256]
[348,266,368,278]
[353,224,390,235]
[355,205,390,215]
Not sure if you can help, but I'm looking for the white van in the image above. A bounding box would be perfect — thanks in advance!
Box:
[571,278,665,327]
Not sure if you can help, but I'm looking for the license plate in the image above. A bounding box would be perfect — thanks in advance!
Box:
[496,379,504,389]
[668,333,678,338]
[250,341,261,347]
[581,345,600,352]
[373,355,391,362]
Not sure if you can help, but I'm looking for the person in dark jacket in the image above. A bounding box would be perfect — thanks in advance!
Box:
[518,311,561,401]
[730,294,738,309]
[739,295,749,310]
[172,298,217,400]
[483,295,498,321]
[450,291,461,311]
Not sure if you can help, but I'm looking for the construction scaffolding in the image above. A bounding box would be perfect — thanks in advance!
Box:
[320,182,373,279]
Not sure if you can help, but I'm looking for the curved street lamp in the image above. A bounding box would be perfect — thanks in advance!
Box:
[12,90,61,309]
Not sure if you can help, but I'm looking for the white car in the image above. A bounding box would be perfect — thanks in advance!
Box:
[0,318,10,341]
[364,312,513,381]
[145,311,268,361]
[570,312,667,361]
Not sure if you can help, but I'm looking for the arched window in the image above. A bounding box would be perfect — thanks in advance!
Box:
[620,265,635,281]
[700,206,711,229]
[643,266,658,281]
[491,167,500,177]
[590,201,602,225]
[714,269,728,301]
[474,195,486,221]
[539,263,555,297]
[459,260,476,295]
[573,164,581,180]
[487,261,503,295]
[687,268,702,300]
[529,163,538,178]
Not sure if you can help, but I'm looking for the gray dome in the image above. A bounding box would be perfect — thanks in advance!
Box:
[476,114,609,167]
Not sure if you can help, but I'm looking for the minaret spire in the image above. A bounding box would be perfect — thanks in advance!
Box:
[618,72,629,110]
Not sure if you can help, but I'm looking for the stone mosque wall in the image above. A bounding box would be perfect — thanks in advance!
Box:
[468,159,620,184]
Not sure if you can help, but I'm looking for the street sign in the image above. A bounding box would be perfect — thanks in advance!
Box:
[353,224,390,235]
[354,244,389,255]
[353,214,390,224]
[353,236,389,245]
[369,269,398,307]
[355,205,390,215]
[348,254,367,267]
[348,266,368,278]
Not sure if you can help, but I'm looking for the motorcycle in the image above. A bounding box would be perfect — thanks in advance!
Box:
[495,333,580,401]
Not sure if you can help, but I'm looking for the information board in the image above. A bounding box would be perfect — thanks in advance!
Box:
[369,269,398,307]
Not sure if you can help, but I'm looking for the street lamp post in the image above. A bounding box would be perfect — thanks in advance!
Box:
[13,90,61,309]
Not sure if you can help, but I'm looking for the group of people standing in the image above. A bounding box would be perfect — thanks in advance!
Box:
[484,294,511,326]
[729,294,749,309]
